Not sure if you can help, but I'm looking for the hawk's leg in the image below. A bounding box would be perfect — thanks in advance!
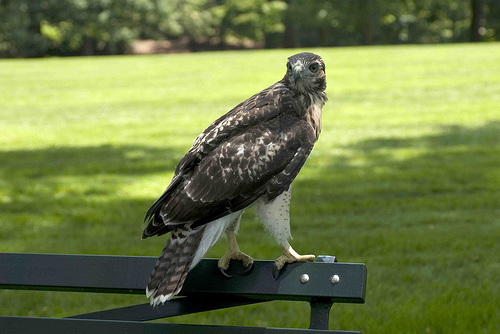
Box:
[273,240,315,279]
[218,213,254,277]
[255,187,316,279]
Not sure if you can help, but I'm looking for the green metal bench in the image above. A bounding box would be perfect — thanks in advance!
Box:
[0,253,367,333]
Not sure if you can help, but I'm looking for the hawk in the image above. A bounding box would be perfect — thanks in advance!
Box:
[142,52,327,306]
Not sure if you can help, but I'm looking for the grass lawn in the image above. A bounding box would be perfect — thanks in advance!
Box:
[1,43,499,333]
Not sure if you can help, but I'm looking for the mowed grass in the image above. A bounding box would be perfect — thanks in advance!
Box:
[1,43,499,333]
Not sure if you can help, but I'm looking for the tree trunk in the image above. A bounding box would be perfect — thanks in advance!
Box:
[319,27,327,47]
[360,0,374,45]
[82,36,94,56]
[218,17,228,50]
[284,24,297,48]
[471,0,483,42]
[283,0,297,48]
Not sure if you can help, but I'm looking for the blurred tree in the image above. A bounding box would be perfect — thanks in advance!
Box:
[0,1,48,57]
[215,0,287,48]
[154,0,219,50]
[0,0,498,57]
[0,0,154,57]
[282,0,297,48]
[284,0,496,46]
[477,0,499,42]
[286,0,374,47]
[378,0,471,44]
[471,0,483,42]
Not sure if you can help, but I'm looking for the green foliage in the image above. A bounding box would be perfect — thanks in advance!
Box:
[1,0,499,57]
[285,0,499,46]
[0,0,155,56]
[216,0,287,46]
[0,0,287,56]
[155,0,219,39]
[483,0,500,41]
[0,1,49,57]
[377,0,472,44]
[0,44,499,332]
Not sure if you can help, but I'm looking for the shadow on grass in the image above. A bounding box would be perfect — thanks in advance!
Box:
[1,122,498,255]
[348,121,500,152]
[0,144,186,254]
[291,120,500,248]
[0,144,183,178]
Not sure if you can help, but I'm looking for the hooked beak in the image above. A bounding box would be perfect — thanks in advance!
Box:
[293,64,303,81]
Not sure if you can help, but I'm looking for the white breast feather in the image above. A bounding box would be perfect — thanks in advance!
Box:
[255,188,292,247]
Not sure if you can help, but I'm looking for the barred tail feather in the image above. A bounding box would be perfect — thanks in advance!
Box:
[147,225,206,306]
[146,211,243,307]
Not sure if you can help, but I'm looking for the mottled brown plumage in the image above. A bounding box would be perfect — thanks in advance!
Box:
[143,52,327,306]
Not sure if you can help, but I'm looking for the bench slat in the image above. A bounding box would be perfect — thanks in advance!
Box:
[0,316,362,334]
[0,253,366,303]
[68,296,264,321]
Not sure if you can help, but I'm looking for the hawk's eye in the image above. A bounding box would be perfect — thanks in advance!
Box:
[287,63,292,71]
[309,63,319,72]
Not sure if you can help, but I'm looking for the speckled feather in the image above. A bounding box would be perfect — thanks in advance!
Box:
[143,52,327,306]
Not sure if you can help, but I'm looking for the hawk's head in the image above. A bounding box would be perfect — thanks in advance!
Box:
[284,52,326,97]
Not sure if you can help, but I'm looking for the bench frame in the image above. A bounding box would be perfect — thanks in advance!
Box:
[0,253,367,333]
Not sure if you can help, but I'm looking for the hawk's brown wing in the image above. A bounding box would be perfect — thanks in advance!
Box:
[142,81,316,238]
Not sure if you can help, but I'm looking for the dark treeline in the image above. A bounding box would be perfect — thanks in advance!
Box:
[0,0,498,58]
